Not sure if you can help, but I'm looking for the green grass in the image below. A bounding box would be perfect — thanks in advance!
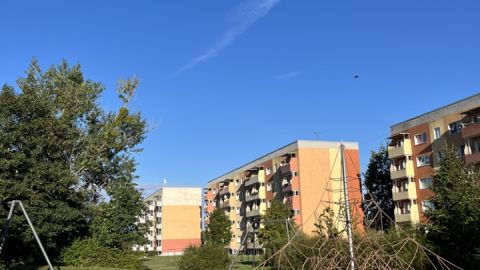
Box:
[142,255,263,269]
[9,255,267,270]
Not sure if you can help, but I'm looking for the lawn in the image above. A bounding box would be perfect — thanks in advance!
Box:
[142,255,264,269]
[9,255,267,270]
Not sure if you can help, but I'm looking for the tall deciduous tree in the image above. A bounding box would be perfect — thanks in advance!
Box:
[426,146,480,268]
[0,60,147,263]
[205,208,232,246]
[363,145,394,230]
[258,200,293,244]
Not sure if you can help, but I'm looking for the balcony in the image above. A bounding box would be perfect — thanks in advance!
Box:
[246,209,260,217]
[245,192,259,202]
[280,164,291,175]
[395,213,412,223]
[465,152,480,165]
[388,139,412,159]
[156,235,162,240]
[282,182,292,192]
[245,175,259,187]
[247,242,263,249]
[219,186,229,195]
[392,182,417,201]
[156,224,162,229]
[392,192,410,201]
[462,123,480,139]
[390,160,414,180]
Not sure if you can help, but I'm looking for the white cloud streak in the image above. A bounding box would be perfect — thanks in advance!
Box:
[274,71,301,80]
[177,0,280,74]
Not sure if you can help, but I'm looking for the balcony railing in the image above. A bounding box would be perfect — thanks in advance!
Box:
[245,192,259,202]
[246,209,260,217]
[392,191,410,201]
[219,186,229,195]
[245,175,260,187]
[390,160,414,180]
[394,213,412,223]
[247,242,263,249]
[388,139,412,159]
[465,151,480,165]
[462,122,480,138]
[280,164,291,175]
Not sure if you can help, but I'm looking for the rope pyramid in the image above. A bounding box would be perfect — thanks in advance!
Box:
[252,147,462,270]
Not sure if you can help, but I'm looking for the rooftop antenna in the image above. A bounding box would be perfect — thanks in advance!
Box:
[314,131,324,141]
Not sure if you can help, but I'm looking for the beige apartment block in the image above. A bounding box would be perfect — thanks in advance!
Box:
[133,187,202,255]
[388,93,480,225]
[204,140,364,255]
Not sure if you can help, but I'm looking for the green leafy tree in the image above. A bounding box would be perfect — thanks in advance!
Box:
[205,208,232,245]
[0,60,147,263]
[426,146,480,268]
[258,200,293,244]
[363,145,394,230]
[91,177,147,249]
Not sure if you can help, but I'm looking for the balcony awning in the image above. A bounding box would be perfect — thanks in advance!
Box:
[220,178,233,184]
[461,107,480,115]
[388,132,410,140]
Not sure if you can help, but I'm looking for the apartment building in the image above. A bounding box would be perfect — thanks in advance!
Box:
[133,187,202,255]
[388,93,480,225]
[204,140,364,255]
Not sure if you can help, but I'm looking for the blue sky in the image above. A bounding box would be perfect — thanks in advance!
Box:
[1,0,479,196]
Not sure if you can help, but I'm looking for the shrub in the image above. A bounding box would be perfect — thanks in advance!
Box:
[61,238,142,269]
[177,243,230,270]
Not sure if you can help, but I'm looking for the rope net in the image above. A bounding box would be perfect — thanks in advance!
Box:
[252,147,461,270]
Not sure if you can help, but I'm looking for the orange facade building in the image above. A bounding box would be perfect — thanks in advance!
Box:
[204,140,364,254]
[133,187,202,255]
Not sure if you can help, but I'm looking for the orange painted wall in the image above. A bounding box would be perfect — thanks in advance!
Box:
[297,147,364,235]
[297,147,333,234]
[344,149,364,232]
[163,205,201,242]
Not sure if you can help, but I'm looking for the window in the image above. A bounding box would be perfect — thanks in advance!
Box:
[416,155,431,167]
[419,177,433,189]
[458,145,466,157]
[422,200,434,211]
[396,180,408,192]
[236,221,240,229]
[414,133,428,145]
[434,127,441,140]
[449,122,463,134]
[474,115,480,123]
[293,209,301,216]
[266,182,272,192]
[266,167,272,175]
[398,200,411,214]
[435,152,443,162]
